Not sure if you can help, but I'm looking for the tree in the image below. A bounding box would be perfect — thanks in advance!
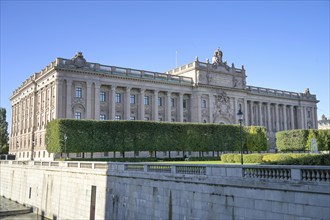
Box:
[0,108,9,154]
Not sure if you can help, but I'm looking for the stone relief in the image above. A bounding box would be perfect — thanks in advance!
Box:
[212,89,234,123]
[206,72,213,83]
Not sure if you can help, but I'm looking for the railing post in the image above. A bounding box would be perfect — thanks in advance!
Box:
[291,168,301,181]
[171,165,176,174]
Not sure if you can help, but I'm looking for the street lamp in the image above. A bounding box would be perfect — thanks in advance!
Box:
[64,134,68,159]
[237,109,244,165]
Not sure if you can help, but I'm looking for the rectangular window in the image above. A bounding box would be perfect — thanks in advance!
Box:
[100,114,106,120]
[158,97,162,106]
[104,152,109,157]
[183,99,187,109]
[202,99,207,108]
[115,115,121,121]
[130,116,135,120]
[75,112,81,119]
[158,117,163,121]
[115,93,121,103]
[130,95,136,104]
[171,98,175,107]
[144,96,150,105]
[75,87,82,98]
[100,91,106,102]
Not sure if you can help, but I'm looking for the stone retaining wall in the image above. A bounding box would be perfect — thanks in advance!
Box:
[1,161,329,220]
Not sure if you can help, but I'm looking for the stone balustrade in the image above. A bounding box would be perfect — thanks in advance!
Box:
[2,160,329,182]
[166,61,244,75]
[246,85,317,100]
[57,58,194,85]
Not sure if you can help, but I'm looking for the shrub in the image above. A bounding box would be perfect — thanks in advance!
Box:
[243,154,263,163]
[46,120,268,154]
[245,126,268,152]
[221,154,237,163]
[265,154,330,166]
[276,130,308,152]
[306,129,330,151]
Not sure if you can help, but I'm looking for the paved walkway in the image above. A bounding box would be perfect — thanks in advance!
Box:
[0,196,33,219]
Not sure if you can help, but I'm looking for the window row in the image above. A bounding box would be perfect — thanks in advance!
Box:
[74,113,186,122]
[75,88,194,108]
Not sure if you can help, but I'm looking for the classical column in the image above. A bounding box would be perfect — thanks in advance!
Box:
[233,97,237,123]
[258,102,263,126]
[208,94,213,123]
[110,86,116,120]
[299,106,305,129]
[314,107,318,129]
[283,105,287,130]
[290,106,295,129]
[54,79,61,118]
[304,107,308,129]
[166,92,171,122]
[250,101,254,125]
[43,91,47,125]
[178,93,184,122]
[244,99,249,126]
[152,90,159,121]
[48,86,52,122]
[267,103,271,131]
[311,107,317,129]
[66,79,72,118]
[138,88,145,120]
[86,81,92,119]
[275,104,280,131]
[94,83,100,120]
[124,87,131,120]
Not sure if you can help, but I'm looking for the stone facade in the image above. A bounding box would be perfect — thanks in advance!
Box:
[9,49,318,160]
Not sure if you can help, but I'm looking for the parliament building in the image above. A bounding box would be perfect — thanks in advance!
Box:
[10,49,319,160]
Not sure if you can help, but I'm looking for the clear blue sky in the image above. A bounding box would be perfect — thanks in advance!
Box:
[1,1,329,128]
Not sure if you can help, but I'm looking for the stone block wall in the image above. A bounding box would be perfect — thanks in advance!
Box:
[1,161,329,220]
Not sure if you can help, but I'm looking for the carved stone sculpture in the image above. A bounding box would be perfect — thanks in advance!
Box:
[72,52,86,68]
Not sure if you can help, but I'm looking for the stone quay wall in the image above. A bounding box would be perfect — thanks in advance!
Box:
[1,161,329,220]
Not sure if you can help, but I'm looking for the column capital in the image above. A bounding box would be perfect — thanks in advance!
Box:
[111,85,117,91]
[86,81,92,87]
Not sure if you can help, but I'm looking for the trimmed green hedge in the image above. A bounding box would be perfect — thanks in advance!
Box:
[46,120,268,153]
[220,153,330,165]
[276,129,330,152]
[221,153,264,163]
[276,130,308,151]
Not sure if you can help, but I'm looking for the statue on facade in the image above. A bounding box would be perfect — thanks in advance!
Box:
[304,88,311,95]
[212,48,223,65]
[72,52,87,68]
